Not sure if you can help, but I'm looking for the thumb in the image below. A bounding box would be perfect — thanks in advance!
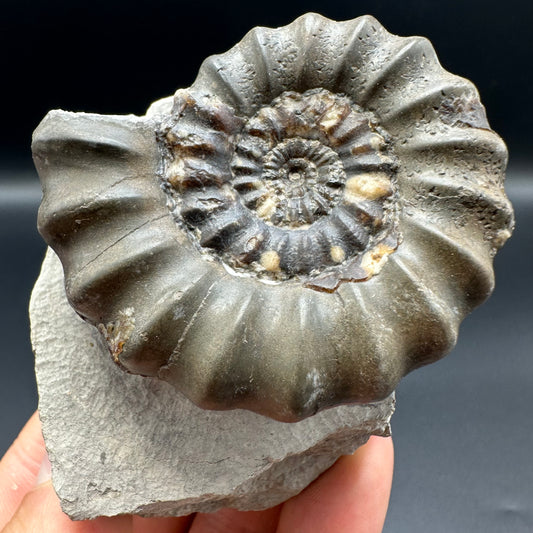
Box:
[0,413,46,528]
[3,452,66,532]
[3,455,131,533]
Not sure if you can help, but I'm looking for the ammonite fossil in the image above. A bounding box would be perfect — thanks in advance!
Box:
[32,13,514,422]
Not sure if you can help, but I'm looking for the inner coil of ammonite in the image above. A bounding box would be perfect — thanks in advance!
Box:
[162,88,400,291]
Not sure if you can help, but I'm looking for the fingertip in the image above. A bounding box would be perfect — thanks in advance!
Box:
[3,482,64,532]
[4,481,133,533]
[35,453,52,487]
[0,412,47,529]
[189,506,281,533]
[277,435,394,533]
[132,514,195,533]
[351,435,394,481]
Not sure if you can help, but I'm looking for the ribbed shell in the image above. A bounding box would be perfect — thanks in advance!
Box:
[33,14,514,422]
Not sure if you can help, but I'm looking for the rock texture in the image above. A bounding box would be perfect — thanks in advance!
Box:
[30,249,395,520]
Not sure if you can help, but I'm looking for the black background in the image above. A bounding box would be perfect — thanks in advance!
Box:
[0,0,532,171]
[1,1,532,531]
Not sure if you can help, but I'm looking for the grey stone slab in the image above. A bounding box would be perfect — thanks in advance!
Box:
[30,249,395,519]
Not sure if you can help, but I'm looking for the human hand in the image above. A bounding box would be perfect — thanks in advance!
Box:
[0,412,393,532]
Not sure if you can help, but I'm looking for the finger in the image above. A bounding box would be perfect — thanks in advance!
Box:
[189,505,282,533]
[132,514,195,533]
[3,479,132,533]
[5,473,195,533]
[0,412,46,529]
[276,435,394,533]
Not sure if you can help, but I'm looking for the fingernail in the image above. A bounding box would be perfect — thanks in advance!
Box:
[36,453,52,486]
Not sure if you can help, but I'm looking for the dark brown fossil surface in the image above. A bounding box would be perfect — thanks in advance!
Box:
[32,14,514,422]
[160,87,400,291]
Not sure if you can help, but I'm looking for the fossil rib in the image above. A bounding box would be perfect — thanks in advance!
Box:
[32,14,514,422]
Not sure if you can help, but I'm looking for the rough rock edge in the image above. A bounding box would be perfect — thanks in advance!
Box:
[30,249,395,519]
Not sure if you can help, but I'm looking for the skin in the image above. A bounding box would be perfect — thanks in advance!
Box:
[0,412,394,533]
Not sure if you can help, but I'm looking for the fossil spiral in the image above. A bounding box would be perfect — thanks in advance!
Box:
[33,14,514,422]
